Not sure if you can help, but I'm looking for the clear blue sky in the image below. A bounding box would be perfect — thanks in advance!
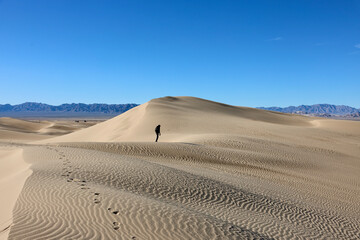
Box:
[0,0,359,107]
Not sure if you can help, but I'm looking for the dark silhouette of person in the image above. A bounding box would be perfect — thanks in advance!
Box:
[155,125,161,142]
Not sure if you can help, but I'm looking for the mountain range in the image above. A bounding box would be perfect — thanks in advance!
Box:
[0,102,139,114]
[0,102,359,119]
[258,104,360,115]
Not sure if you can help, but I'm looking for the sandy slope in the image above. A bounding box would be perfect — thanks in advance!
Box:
[0,118,99,143]
[41,97,314,143]
[0,118,98,239]
[2,97,360,239]
[0,148,31,240]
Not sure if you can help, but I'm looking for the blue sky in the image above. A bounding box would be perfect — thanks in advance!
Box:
[0,0,359,107]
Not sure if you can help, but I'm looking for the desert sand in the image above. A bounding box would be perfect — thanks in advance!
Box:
[1,96,360,239]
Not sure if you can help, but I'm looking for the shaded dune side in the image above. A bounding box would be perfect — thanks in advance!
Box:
[10,145,360,239]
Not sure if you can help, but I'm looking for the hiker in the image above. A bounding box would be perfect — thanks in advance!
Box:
[155,125,161,142]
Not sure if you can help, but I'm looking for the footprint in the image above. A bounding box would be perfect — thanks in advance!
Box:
[112,210,119,215]
[113,222,120,230]
[81,187,90,190]
[94,193,100,196]
[94,199,100,204]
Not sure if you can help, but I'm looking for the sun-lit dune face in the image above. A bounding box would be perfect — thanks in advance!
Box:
[41,96,316,144]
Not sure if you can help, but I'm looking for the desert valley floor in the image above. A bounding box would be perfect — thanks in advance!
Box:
[1,97,359,240]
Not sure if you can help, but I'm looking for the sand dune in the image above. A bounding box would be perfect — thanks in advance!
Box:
[2,96,360,239]
[0,118,51,133]
[41,97,314,143]
[0,117,99,143]
[0,148,31,240]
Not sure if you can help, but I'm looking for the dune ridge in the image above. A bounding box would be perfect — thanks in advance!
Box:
[0,148,31,240]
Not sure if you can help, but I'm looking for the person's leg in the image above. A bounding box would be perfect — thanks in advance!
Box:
[155,133,159,142]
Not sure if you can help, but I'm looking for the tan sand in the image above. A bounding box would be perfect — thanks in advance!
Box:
[0,148,31,240]
[1,97,360,239]
[0,117,99,143]
[40,97,314,143]
[0,117,99,239]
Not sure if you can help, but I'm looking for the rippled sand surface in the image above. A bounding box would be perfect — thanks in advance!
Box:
[2,97,360,239]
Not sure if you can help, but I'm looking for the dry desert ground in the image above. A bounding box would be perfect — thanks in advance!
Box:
[0,97,359,240]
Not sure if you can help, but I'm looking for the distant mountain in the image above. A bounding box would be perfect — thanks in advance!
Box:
[258,104,360,115]
[0,102,139,114]
[2,102,359,119]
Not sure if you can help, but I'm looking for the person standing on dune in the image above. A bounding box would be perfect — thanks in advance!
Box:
[155,125,161,142]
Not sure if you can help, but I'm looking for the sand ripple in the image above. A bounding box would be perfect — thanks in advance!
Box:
[8,143,360,239]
